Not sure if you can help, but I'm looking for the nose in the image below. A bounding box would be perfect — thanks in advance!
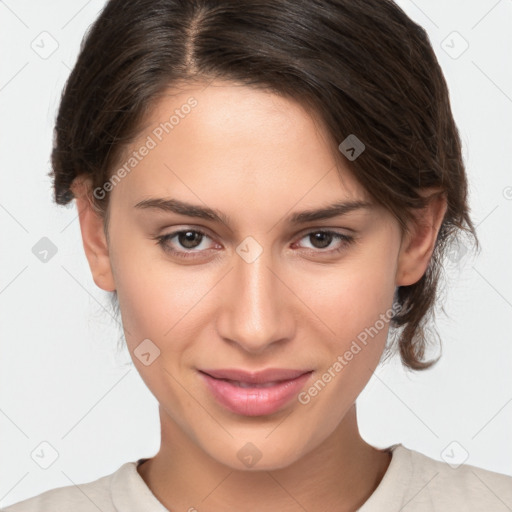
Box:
[216,244,294,354]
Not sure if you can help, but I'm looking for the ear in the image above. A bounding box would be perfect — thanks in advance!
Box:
[70,176,116,292]
[395,188,448,287]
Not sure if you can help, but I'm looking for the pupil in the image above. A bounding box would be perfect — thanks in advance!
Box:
[311,232,331,249]
[179,231,201,249]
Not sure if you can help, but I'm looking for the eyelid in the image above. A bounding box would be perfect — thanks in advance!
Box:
[157,225,217,241]
[294,225,355,238]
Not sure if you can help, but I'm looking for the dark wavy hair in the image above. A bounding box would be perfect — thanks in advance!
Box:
[50,0,479,370]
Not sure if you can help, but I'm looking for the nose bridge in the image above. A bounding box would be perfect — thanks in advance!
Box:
[218,239,289,353]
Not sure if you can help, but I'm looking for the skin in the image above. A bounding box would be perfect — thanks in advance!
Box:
[72,81,447,511]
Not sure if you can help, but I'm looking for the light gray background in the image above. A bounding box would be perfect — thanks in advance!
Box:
[1,0,511,507]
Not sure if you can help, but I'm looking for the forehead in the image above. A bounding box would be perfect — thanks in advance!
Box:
[109,81,372,212]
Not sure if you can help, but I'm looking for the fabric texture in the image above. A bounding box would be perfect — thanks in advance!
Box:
[3,444,512,511]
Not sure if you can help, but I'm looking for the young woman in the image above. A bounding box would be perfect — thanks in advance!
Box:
[4,0,512,510]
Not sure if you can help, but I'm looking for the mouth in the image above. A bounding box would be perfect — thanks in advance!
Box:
[198,368,314,416]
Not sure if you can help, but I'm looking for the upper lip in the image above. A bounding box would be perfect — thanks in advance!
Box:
[199,368,313,384]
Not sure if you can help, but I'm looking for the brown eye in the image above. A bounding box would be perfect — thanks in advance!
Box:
[154,229,216,259]
[296,230,355,254]
[176,230,204,249]
[308,232,334,249]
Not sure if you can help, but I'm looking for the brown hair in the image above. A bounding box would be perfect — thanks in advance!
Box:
[50,0,479,370]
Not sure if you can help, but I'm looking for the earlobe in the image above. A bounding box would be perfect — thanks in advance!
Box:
[71,176,116,292]
[395,189,448,287]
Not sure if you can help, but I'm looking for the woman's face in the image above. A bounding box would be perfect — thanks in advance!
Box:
[79,81,430,470]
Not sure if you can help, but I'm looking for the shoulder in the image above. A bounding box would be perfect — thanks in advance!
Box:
[363,443,512,511]
[1,463,130,512]
[410,445,512,508]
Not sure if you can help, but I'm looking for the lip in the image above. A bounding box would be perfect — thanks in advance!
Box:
[199,368,313,416]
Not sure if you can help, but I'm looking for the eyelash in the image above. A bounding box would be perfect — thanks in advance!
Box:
[152,228,355,260]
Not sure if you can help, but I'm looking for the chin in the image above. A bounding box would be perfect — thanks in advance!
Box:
[205,436,310,472]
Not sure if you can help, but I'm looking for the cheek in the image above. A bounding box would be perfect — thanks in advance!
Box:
[110,238,220,356]
[292,242,398,392]
[294,252,396,340]
[292,267,395,454]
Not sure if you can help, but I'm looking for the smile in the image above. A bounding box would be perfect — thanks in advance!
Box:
[198,368,314,416]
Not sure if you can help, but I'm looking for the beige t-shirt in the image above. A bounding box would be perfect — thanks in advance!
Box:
[2,444,512,511]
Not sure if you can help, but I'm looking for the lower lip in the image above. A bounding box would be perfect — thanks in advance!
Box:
[200,371,313,416]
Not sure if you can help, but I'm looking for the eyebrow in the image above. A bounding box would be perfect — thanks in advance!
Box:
[134,197,373,225]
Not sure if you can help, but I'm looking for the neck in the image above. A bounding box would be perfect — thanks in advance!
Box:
[137,404,391,512]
